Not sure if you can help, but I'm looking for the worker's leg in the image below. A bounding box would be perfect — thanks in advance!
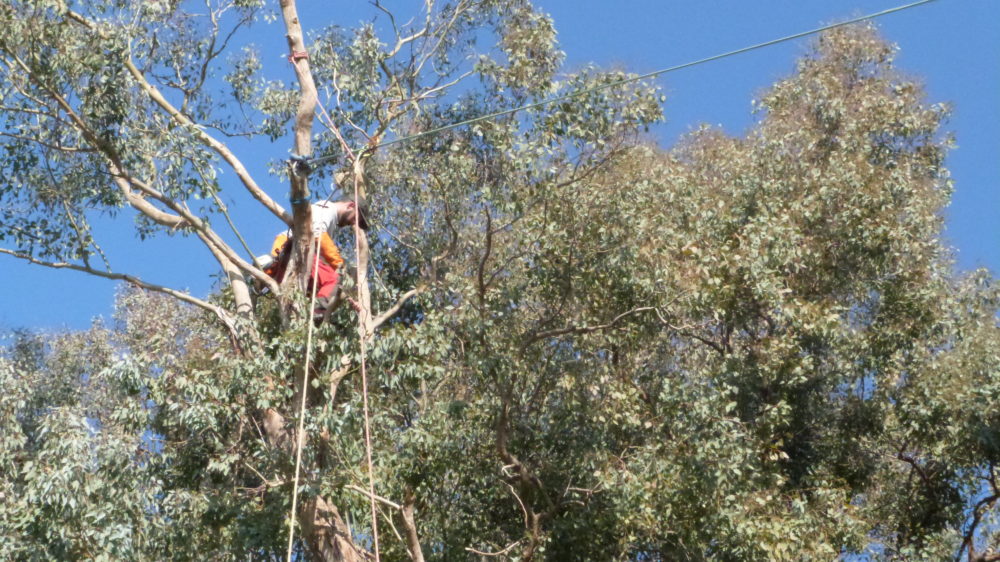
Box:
[313,261,340,303]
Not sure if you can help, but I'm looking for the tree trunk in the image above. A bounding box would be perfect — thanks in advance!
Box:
[300,496,367,562]
[276,2,368,560]
[280,0,319,311]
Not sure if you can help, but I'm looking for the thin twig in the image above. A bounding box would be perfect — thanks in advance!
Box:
[465,541,521,557]
[346,484,402,511]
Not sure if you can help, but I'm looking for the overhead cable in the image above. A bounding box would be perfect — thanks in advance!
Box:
[302,0,937,169]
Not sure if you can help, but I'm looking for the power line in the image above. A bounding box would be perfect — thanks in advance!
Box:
[304,0,937,169]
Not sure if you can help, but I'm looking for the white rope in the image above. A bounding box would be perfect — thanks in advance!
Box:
[286,234,324,561]
[354,168,381,561]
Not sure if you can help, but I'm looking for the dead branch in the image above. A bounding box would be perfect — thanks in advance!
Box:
[345,485,402,511]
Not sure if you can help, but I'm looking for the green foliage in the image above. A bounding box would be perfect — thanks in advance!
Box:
[1,3,998,560]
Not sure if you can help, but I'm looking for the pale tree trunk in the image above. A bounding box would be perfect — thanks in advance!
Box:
[401,486,425,562]
[280,0,318,303]
[351,158,373,337]
[273,2,367,560]
[300,496,367,561]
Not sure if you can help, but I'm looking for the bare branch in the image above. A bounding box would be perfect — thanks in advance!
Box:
[477,207,492,310]
[392,68,475,106]
[502,480,530,529]
[465,540,521,558]
[413,0,472,78]
[371,287,424,331]
[525,307,658,346]
[316,99,357,162]
[121,54,291,225]
[0,131,94,153]
[0,247,235,330]
[957,463,1000,562]
[121,174,278,292]
[345,484,401,511]
[211,193,258,266]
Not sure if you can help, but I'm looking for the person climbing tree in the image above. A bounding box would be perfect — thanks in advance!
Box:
[267,198,369,316]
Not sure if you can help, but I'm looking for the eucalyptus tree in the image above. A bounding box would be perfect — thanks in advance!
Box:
[0,0,661,559]
[2,1,998,560]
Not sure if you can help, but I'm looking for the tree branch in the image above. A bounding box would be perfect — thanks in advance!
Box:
[465,540,521,558]
[371,287,424,331]
[121,54,291,225]
[958,463,1000,562]
[0,247,236,333]
[345,484,401,511]
[64,1,277,218]
[400,486,425,562]
[525,307,658,346]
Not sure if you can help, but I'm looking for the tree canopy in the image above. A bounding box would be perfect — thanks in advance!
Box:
[1,1,998,560]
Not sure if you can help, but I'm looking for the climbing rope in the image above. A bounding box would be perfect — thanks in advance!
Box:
[354,168,381,561]
[286,234,324,560]
[282,176,380,560]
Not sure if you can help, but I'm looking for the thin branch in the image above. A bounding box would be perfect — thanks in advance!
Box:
[413,0,471,78]
[62,8,266,216]
[345,484,401,511]
[476,207,492,309]
[958,491,999,562]
[525,307,658,346]
[0,247,235,330]
[957,463,1000,562]
[0,131,94,153]
[502,480,530,529]
[378,503,407,547]
[316,98,357,162]
[211,193,258,265]
[897,451,933,488]
[123,173,277,291]
[371,287,424,331]
[465,540,521,558]
[392,68,475,106]
[121,53,290,224]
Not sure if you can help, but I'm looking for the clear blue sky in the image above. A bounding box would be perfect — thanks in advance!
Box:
[1,0,996,333]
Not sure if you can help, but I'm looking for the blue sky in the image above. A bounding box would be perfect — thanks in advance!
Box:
[1,0,996,333]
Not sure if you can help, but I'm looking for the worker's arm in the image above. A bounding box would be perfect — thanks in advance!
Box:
[318,232,344,268]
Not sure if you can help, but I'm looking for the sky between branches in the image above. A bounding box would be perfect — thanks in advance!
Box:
[1,0,996,332]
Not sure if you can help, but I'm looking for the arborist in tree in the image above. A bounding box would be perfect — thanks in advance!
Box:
[263,198,369,316]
